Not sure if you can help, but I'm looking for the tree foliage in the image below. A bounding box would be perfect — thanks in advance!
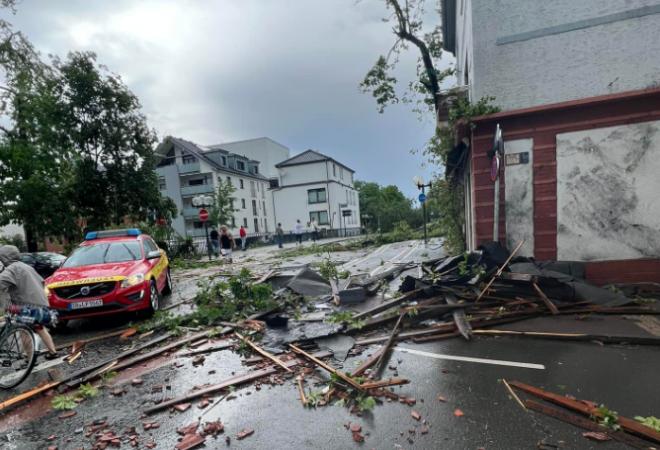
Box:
[355,180,432,232]
[209,179,238,228]
[0,4,174,246]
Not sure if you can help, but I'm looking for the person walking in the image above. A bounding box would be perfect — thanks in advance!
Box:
[209,226,220,257]
[276,223,284,248]
[310,217,319,242]
[220,226,236,265]
[295,219,303,245]
[0,245,59,359]
[239,225,247,251]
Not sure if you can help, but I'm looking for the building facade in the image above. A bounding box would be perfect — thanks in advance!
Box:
[156,137,274,238]
[208,137,291,180]
[271,150,361,236]
[442,0,660,284]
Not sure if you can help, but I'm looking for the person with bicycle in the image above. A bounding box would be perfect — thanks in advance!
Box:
[0,245,59,360]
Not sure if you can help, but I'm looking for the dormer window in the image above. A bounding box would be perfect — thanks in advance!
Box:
[254,165,259,175]
[237,161,246,171]
[221,156,227,166]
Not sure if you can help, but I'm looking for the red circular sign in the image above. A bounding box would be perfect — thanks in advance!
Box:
[156,215,165,227]
[199,209,210,221]
[491,156,500,181]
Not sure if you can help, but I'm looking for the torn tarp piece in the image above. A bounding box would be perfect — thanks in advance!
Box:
[286,268,332,298]
[314,335,355,362]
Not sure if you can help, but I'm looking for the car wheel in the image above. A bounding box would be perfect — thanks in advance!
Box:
[162,269,172,296]
[145,281,160,318]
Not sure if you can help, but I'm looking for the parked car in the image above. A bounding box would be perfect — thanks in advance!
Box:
[43,229,172,327]
[20,252,66,279]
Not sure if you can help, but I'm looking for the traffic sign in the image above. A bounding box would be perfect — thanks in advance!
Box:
[418,193,426,203]
[156,215,165,227]
[491,155,500,181]
[342,210,352,217]
[199,209,210,221]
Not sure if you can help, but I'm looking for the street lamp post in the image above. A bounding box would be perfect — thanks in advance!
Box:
[413,175,432,246]
[193,195,214,261]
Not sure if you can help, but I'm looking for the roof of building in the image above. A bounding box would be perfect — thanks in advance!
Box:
[208,136,290,151]
[441,0,456,55]
[275,149,354,172]
[166,137,269,181]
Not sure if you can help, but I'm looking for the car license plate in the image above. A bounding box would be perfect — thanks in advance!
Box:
[68,299,103,310]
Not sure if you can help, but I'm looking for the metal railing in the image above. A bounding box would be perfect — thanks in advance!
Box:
[181,184,214,196]
[182,208,200,218]
[160,190,168,198]
[179,162,200,174]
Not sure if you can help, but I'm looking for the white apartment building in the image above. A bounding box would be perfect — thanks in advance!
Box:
[155,137,274,238]
[271,150,361,236]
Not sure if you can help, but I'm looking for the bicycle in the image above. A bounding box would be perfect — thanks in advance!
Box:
[0,313,37,389]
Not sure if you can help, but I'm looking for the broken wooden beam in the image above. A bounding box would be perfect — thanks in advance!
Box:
[532,283,560,315]
[351,290,420,320]
[144,351,332,414]
[297,379,307,405]
[475,238,526,302]
[235,333,292,373]
[445,292,472,339]
[0,382,59,412]
[179,342,233,357]
[361,378,410,389]
[55,328,131,351]
[374,313,404,373]
[350,346,386,377]
[525,400,653,450]
[289,344,365,392]
[510,381,660,445]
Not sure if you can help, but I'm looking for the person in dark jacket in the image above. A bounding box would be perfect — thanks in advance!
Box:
[0,245,59,359]
[209,226,220,257]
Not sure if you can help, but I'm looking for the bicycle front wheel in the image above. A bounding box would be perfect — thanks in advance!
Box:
[0,325,37,389]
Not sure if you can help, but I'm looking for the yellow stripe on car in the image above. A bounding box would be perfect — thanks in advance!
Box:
[47,276,127,289]
[146,251,169,281]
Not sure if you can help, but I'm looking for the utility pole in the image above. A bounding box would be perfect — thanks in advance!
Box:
[413,175,432,246]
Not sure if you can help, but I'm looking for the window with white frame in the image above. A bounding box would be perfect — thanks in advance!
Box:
[241,199,246,209]
[243,218,248,227]
[221,156,227,166]
[239,179,244,189]
[236,161,246,171]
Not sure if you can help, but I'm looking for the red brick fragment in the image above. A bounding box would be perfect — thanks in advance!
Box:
[350,425,362,432]
[442,368,450,373]
[178,422,200,436]
[406,398,416,406]
[438,396,446,402]
[583,432,612,442]
[111,389,123,396]
[421,429,429,435]
[192,355,206,366]
[131,379,143,386]
[197,400,210,409]
[47,447,57,450]
[59,411,77,419]
[175,433,206,450]
[352,432,364,442]
[47,435,56,441]
[174,403,191,412]
[203,419,224,437]
[237,429,254,440]
[454,409,464,417]
[412,411,421,420]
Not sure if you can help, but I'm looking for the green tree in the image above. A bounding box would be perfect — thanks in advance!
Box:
[359,0,499,253]
[209,179,238,228]
[355,181,415,232]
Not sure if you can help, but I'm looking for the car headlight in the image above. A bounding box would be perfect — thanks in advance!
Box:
[44,286,51,296]
[121,273,145,289]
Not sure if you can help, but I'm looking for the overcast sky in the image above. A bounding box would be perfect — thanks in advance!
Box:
[4,0,455,198]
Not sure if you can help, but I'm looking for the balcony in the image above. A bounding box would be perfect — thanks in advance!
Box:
[179,162,200,174]
[182,208,200,218]
[160,190,168,198]
[181,184,214,196]
[186,229,208,238]
[156,168,165,178]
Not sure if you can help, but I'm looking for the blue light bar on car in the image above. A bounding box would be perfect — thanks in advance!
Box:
[85,229,142,240]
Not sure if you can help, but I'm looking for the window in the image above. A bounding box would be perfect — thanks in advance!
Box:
[310,211,329,225]
[333,164,336,176]
[189,179,205,186]
[143,239,158,254]
[346,190,349,204]
[340,167,344,180]
[231,217,236,227]
[193,222,205,229]
[243,218,248,227]
[254,218,259,232]
[221,156,227,166]
[250,181,256,197]
[158,183,166,190]
[63,242,142,267]
[237,161,246,171]
[240,179,244,189]
[254,165,259,175]
[183,154,195,164]
[226,176,231,184]
[263,201,267,216]
[264,218,268,232]
[257,183,260,192]
[308,188,327,204]
[21,254,36,265]
[252,200,258,216]
[241,199,246,209]
[261,184,265,199]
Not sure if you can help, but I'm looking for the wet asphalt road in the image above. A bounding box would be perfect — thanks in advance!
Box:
[3,333,659,449]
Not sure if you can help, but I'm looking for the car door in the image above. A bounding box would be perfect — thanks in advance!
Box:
[144,239,166,290]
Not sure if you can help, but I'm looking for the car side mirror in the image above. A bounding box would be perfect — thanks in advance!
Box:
[147,250,161,260]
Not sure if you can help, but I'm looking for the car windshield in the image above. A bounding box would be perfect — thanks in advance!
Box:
[62,242,142,268]
[35,253,65,264]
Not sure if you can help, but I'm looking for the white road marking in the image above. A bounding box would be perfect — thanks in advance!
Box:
[370,241,420,276]
[32,356,67,373]
[393,347,546,370]
[341,244,390,270]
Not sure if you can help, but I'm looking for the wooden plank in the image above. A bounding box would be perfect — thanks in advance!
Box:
[475,239,526,302]
[361,379,410,389]
[525,401,653,450]
[0,382,60,411]
[445,292,472,340]
[510,382,660,445]
[350,346,385,377]
[143,351,332,414]
[55,328,131,351]
[179,343,233,357]
[533,283,560,315]
[352,290,420,320]
[289,345,365,392]
[254,269,277,285]
[235,333,292,373]
[373,313,404,372]
[297,379,307,405]
[329,279,341,306]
